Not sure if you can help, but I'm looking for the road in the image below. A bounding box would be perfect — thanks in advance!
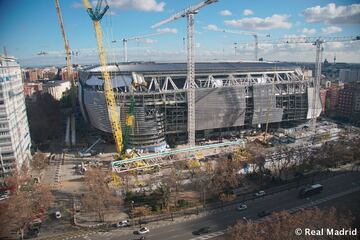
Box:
[62,172,360,240]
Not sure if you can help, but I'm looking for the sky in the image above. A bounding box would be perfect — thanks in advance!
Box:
[0,0,359,66]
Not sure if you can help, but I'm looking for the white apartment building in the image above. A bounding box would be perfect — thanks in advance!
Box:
[0,55,31,180]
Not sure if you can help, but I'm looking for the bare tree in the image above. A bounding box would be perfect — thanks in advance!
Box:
[81,168,121,222]
[0,170,54,239]
[30,152,48,171]
[131,206,151,227]
[168,167,184,208]
[226,207,352,240]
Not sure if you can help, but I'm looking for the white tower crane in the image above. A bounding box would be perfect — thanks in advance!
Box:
[206,27,269,61]
[151,0,219,147]
[261,36,360,138]
[113,31,175,62]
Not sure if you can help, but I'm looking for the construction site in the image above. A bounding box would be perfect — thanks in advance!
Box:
[2,1,360,240]
[69,0,359,173]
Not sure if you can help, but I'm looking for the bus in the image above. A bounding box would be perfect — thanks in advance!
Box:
[298,184,323,198]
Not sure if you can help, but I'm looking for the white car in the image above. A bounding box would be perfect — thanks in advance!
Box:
[55,211,62,219]
[236,204,247,211]
[136,227,150,234]
[116,220,131,227]
[254,190,266,197]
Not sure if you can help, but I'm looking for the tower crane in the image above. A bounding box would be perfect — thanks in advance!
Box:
[206,27,270,61]
[83,0,124,154]
[113,31,176,62]
[260,35,360,139]
[151,0,219,147]
[54,0,77,146]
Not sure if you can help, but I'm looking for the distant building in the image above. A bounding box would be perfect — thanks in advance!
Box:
[326,83,344,112]
[339,69,360,83]
[43,80,71,100]
[24,82,43,97]
[337,82,360,119]
[319,88,328,113]
[0,55,32,180]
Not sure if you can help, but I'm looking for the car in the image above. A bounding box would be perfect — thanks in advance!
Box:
[116,220,131,227]
[192,227,211,235]
[0,194,9,201]
[254,190,266,197]
[257,211,271,218]
[236,204,247,211]
[55,211,61,219]
[134,227,150,235]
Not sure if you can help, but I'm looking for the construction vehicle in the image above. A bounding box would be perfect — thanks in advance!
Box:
[55,0,77,146]
[206,26,270,61]
[112,31,176,62]
[78,137,104,157]
[83,0,124,155]
[152,0,219,147]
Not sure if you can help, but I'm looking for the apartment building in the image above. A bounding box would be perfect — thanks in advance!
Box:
[0,55,32,181]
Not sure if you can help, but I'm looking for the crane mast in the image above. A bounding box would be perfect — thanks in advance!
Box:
[54,0,76,146]
[54,0,74,83]
[152,0,218,147]
[187,13,196,146]
[83,0,124,154]
[260,35,360,138]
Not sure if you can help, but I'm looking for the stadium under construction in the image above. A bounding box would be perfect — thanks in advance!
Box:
[78,61,321,152]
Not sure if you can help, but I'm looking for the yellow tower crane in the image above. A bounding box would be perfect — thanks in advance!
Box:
[82,0,124,154]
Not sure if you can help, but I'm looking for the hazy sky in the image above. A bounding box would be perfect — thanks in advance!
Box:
[1,0,359,66]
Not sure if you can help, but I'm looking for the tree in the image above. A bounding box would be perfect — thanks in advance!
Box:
[212,155,245,195]
[186,159,201,178]
[81,168,121,222]
[30,152,48,171]
[0,170,54,240]
[226,207,352,240]
[168,168,184,208]
[131,206,151,227]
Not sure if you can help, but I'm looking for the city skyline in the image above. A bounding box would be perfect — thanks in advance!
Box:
[1,0,360,66]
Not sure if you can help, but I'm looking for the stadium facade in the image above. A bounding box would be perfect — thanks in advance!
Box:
[78,61,321,151]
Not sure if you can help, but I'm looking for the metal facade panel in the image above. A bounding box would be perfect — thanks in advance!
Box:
[83,90,112,133]
[195,86,246,130]
[252,84,283,125]
[306,87,322,119]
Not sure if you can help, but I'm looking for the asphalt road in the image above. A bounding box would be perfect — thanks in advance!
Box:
[71,172,360,240]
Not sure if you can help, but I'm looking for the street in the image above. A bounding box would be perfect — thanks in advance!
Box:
[62,172,360,240]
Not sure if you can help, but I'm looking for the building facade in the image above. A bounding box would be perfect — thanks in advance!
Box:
[338,82,360,119]
[0,55,32,180]
[79,62,321,151]
[339,69,360,83]
[43,80,71,100]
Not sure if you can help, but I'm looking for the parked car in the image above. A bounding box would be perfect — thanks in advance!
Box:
[257,211,271,218]
[116,220,131,227]
[254,190,266,197]
[0,194,9,201]
[134,227,150,235]
[236,204,248,211]
[54,211,61,219]
[192,227,211,235]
